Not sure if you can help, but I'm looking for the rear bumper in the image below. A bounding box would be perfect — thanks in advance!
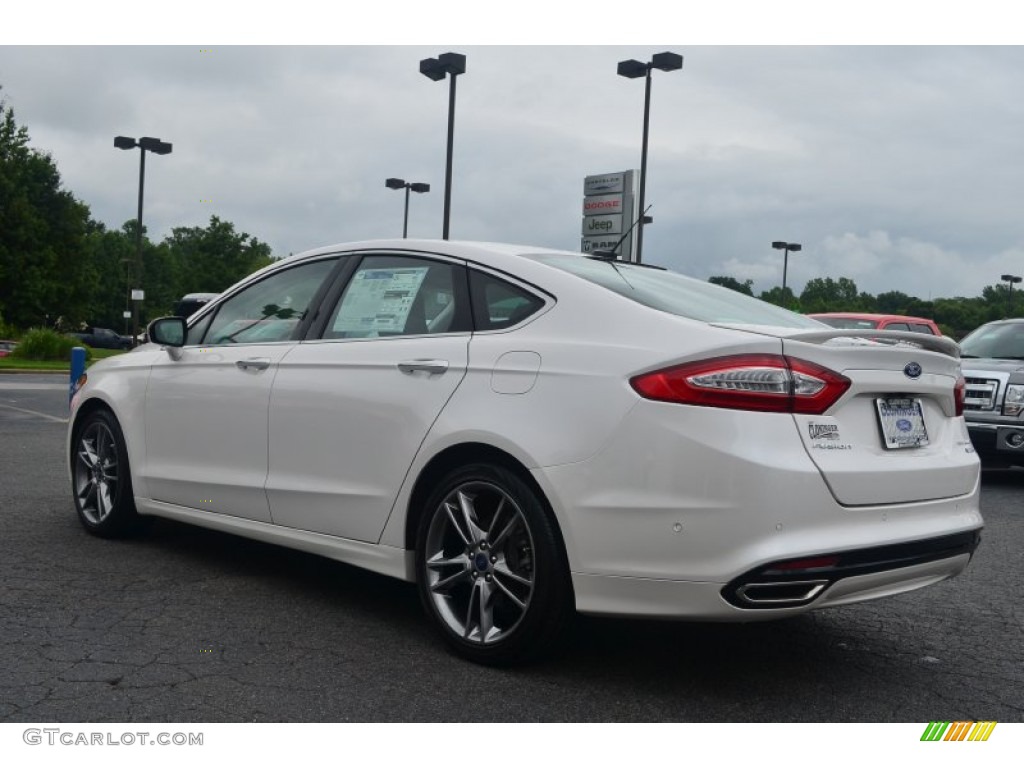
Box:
[535,400,983,618]
[574,542,977,620]
[720,529,980,609]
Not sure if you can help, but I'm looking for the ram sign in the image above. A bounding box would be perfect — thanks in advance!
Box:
[581,170,638,261]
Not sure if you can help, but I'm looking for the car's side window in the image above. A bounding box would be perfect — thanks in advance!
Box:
[885,322,911,332]
[469,270,545,331]
[200,258,337,345]
[911,323,935,335]
[322,256,468,339]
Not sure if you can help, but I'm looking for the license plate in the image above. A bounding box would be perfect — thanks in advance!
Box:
[875,397,929,449]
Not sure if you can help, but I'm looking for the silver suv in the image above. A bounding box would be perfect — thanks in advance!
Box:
[960,319,1024,466]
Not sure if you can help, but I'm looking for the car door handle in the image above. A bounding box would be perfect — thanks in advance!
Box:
[236,358,271,371]
[397,359,449,375]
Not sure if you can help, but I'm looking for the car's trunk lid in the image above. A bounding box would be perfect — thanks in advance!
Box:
[713,325,978,506]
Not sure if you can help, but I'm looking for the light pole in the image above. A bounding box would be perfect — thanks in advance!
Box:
[385,178,431,238]
[1001,273,1021,317]
[617,51,683,263]
[114,135,172,346]
[772,241,802,300]
[419,51,466,240]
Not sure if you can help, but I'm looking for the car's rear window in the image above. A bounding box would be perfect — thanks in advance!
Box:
[529,255,821,328]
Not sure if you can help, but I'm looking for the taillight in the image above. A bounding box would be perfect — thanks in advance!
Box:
[630,354,851,415]
[954,375,965,417]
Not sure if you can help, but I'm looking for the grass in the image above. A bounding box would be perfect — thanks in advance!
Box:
[0,347,126,372]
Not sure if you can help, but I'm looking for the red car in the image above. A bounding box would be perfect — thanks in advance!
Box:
[808,313,942,336]
[0,340,17,358]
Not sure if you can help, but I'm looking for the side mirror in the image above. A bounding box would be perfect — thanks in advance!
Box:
[148,317,186,360]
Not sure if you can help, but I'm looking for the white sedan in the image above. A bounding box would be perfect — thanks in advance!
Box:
[68,240,983,664]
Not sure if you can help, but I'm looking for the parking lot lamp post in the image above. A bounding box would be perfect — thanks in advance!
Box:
[114,135,172,346]
[419,52,466,240]
[617,51,683,264]
[1001,274,1022,317]
[385,178,431,238]
[772,241,802,299]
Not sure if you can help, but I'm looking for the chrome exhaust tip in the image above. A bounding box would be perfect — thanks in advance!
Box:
[734,579,829,606]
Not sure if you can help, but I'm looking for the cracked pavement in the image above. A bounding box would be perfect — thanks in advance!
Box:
[1,374,1021,722]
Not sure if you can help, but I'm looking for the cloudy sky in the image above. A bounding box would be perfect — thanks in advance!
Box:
[3,11,1022,301]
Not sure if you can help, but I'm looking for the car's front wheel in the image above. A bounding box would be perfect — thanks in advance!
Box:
[71,409,144,537]
[415,464,573,665]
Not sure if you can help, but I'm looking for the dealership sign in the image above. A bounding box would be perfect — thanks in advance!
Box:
[582,214,623,235]
[583,173,625,196]
[581,170,638,261]
[580,238,622,254]
[582,194,623,215]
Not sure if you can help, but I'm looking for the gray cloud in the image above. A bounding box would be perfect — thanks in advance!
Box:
[2,45,1023,300]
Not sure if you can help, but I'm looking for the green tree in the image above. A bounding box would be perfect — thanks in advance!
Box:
[875,290,914,314]
[980,284,1022,320]
[708,276,754,296]
[165,215,274,295]
[76,220,135,330]
[0,94,93,328]
[760,286,799,310]
[798,277,861,313]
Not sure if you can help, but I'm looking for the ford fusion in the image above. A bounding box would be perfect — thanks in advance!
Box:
[68,240,983,664]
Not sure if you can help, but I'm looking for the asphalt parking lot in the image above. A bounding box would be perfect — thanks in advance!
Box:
[1,372,1021,722]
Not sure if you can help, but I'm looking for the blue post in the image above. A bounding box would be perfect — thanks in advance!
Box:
[70,346,87,406]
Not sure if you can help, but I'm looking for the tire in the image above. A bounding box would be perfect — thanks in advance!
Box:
[71,409,144,538]
[415,463,573,665]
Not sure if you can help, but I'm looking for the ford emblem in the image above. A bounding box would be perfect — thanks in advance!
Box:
[904,362,922,379]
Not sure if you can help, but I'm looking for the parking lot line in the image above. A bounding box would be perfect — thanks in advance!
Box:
[0,402,68,423]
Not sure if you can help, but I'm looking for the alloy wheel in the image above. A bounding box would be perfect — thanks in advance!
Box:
[74,421,120,526]
[423,481,536,645]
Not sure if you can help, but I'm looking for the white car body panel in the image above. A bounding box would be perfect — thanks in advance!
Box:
[144,342,296,522]
[266,334,470,542]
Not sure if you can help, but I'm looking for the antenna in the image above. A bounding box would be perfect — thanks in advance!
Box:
[589,205,652,261]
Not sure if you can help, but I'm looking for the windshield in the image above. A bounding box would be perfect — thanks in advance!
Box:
[529,255,823,328]
[959,322,1024,359]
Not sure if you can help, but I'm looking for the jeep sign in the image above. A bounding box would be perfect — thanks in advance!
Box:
[582,214,623,235]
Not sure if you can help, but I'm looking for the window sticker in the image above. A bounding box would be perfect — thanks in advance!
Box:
[333,267,429,335]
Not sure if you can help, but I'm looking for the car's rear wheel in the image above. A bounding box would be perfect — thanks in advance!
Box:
[71,409,144,537]
[415,464,572,665]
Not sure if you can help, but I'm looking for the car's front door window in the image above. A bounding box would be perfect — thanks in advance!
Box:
[202,258,337,345]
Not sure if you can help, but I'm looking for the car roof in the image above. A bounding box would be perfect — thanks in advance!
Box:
[239,239,606,293]
[284,239,571,267]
